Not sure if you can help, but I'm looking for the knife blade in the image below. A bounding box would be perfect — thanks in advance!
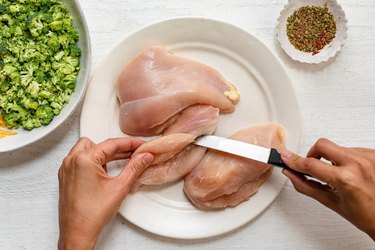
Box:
[194,135,304,175]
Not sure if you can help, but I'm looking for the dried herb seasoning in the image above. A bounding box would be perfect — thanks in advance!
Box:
[286,6,336,54]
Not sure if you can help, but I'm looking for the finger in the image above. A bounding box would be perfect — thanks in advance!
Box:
[68,137,95,155]
[282,169,338,210]
[116,153,154,194]
[307,138,349,165]
[111,152,133,161]
[280,149,338,185]
[91,138,145,165]
[98,152,133,173]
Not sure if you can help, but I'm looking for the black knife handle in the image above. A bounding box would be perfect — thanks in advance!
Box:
[268,148,310,177]
[268,148,288,168]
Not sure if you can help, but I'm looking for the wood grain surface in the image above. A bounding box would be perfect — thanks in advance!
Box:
[1,0,374,249]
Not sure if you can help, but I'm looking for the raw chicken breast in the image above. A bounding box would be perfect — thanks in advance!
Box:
[184,124,285,210]
[135,144,206,187]
[134,133,196,165]
[116,45,239,136]
[132,105,219,187]
[163,105,219,136]
[131,133,205,188]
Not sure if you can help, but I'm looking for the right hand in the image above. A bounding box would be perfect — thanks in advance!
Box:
[280,138,375,241]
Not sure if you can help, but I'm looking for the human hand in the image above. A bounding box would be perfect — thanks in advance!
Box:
[58,137,154,250]
[280,138,375,241]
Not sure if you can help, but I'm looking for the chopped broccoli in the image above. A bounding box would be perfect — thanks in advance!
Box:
[68,44,81,57]
[0,4,9,13]
[22,117,42,130]
[21,97,39,110]
[0,0,80,130]
[36,105,54,125]
[9,5,20,13]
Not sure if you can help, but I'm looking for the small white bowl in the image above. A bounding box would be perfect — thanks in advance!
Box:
[277,0,348,64]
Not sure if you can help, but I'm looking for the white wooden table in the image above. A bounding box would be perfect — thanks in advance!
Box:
[1,0,374,249]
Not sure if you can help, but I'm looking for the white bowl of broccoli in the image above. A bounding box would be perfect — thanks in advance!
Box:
[0,0,91,152]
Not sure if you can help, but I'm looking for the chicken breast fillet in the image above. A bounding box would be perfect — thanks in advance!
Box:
[116,45,239,136]
[132,105,219,188]
[184,124,285,210]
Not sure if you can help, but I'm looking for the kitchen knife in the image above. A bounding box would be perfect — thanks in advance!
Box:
[194,135,305,175]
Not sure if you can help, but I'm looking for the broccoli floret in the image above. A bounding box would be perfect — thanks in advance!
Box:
[0,43,7,56]
[49,20,62,31]
[68,44,80,57]
[64,56,79,67]
[0,0,80,130]
[34,70,45,83]
[58,34,70,48]
[9,5,20,13]
[50,5,66,21]
[2,102,28,129]
[0,81,11,92]
[22,117,41,130]
[3,111,21,128]
[27,81,40,97]
[36,105,53,125]
[1,25,12,38]
[46,33,60,52]
[0,4,9,14]
[1,14,11,24]
[62,16,73,30]
[21,97,38,110]
[50,101,62,115]
[26,13,44,37]
[67,29,79,41]
[54,50,64,61]
[2,64,17,75]
[39,90,53,99]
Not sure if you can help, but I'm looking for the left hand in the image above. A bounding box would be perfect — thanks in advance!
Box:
[58,137,154,250]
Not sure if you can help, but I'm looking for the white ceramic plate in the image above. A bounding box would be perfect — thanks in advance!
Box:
[0,0,91,152]
[80,17,301,239]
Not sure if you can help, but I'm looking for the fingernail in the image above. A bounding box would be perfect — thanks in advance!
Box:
[281,149,292,159]
[141,153,154,165]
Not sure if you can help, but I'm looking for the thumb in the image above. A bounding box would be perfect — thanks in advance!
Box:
[117,153,154,193]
